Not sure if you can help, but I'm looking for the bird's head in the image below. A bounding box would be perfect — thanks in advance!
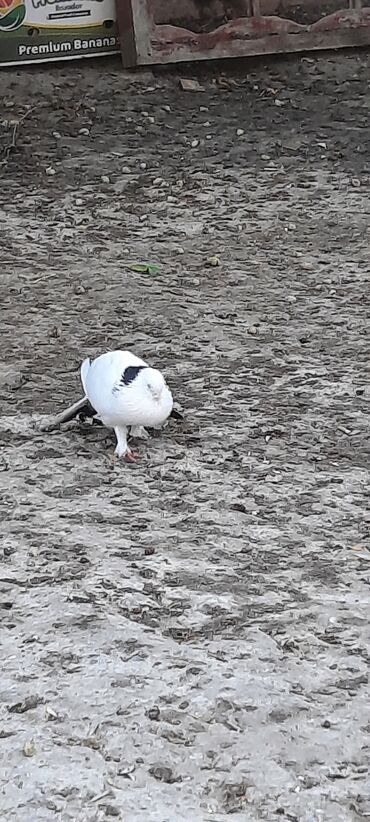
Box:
[142,367,166,402]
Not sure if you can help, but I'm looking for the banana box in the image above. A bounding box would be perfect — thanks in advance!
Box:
[0,0,119,64]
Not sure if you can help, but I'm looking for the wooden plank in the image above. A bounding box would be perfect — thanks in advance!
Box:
[117,0,370,68]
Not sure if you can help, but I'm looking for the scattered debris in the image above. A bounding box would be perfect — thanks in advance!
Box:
[23,739,36,757]
[101,805,120,817]
[126,262,160,275]
[146,706,160,720]
[149,765,180,783]
[117,763,136,780]
[206,255,221,267]
[8,696,44,714]
[90,790,112,804]
[2,106,35,159]
[179,78,204,92]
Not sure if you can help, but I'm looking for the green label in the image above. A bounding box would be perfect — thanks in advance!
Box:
[0,0,119,64]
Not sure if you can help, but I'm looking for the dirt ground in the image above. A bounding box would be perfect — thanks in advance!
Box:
[0,50,369,822]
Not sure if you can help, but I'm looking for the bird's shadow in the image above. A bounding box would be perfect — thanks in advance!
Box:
[76,412,184,445]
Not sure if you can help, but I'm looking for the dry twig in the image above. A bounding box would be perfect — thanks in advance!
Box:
[2,106,35,160]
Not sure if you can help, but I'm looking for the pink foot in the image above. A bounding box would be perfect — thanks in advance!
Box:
[124,448,138,463]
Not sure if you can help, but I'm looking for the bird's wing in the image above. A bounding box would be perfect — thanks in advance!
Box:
[82,350,147,416]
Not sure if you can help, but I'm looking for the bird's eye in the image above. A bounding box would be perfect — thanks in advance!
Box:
[147,383,152,390]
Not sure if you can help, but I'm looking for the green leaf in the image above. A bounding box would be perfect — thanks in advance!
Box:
[127,262,160,275]
[0,4,26,30]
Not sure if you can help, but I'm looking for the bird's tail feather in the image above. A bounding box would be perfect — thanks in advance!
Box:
[39,397,92,432]
[170,407,183,420]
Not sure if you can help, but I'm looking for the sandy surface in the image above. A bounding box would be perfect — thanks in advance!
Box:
[0,52,369,822]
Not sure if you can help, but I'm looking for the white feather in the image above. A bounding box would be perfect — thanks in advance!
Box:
[80,350,173,456]
[80,357,91,396]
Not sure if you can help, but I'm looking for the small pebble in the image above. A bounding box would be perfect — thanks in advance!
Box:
[75,198,83,206]
[191,139,199,148]
[147,706,160,720]
[101,175,110,184]
[206,255,220,267]
[52,131,61,139]
[45,801,59,812]
[45,705,59,720]
[236,128,244,136]
[23,740,35,757]
[103,806,120,818]
[149,765,176,783]
[79,127,90,135]
[45,167,56,176]
[140,162,147,170]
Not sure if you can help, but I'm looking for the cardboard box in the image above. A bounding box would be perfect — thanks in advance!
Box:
[0,0,119,65]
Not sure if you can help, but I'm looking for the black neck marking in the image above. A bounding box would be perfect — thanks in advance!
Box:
[121,365,146,386]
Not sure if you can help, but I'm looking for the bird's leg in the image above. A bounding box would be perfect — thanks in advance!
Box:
[114,425,138,462]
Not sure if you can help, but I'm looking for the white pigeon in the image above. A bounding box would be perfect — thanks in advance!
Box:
[80,350,173,461]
